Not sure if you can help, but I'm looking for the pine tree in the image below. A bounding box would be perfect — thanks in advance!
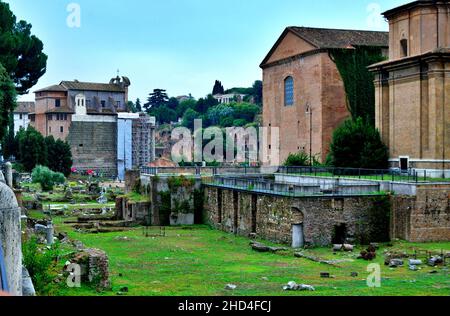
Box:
[135,98,142,112]
[212,80,225,95]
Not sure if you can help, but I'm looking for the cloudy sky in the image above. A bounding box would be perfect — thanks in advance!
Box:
[7,0,407,102]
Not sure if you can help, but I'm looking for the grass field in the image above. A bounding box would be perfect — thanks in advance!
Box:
[40,214,450,297]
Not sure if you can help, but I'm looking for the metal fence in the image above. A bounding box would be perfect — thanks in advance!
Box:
[277,166,426,183]
[140,165,449,183]
[140,166,262,176]
[202,175,385,197]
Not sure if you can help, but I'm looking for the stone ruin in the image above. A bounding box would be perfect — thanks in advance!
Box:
[69,248,111,290]
[0,163,23,295]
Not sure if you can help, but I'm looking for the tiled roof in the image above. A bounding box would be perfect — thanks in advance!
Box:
[61,81,126,93]
[34,85,67,93]
[34,80,127,94]
[288,27,389,49]
[45,107,75,114]
[261,27,388,67]
[15,102,35,113]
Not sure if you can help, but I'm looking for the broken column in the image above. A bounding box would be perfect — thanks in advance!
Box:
[0,173,22,295]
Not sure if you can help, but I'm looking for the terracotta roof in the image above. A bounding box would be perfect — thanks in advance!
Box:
[383,0,449,18]
[60,81,126,93]
[261,27,388,67]
[288,27,389,49]
[45,107,75,114]
[34,85,67,93]
[34,80,128,94]
[15,102,35,113]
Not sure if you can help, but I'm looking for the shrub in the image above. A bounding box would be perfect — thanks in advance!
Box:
[283,151,311,167]
[32,165,66,191]
[327,118,389,169]
[22,237,60,295]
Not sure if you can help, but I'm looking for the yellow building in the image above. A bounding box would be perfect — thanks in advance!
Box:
[369,0,450,177]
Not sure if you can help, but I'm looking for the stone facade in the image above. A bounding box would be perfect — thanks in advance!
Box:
[261,27,388,163]
[204,186,390,246]
[391,183,450,242]
[0,174,22,295]
[369,0,450,175]
[68,119,118,177]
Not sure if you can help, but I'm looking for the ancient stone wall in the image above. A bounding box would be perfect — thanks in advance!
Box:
[398,184,450,242]
[68,120,118,177]
[204,186,390,246]
[0,180,22,295]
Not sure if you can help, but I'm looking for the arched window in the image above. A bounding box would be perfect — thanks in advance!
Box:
[284,76,294,106]
[400,39,408,57]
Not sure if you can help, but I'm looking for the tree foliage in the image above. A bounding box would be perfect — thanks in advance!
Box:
[18,126,47,171]
[327,118,389,169]
[0,63,16,142]
[212,80,225,95]
[0,1,47,94]
[283,152,311,167]
[144,89,169,112]
[135,98,142,112]
[45,136,73,176]
[330,47,386,125]
[31,165,65,191]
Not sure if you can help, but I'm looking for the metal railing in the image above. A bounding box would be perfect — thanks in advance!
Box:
[277,166,424,183]
[139,165,449,183]
[202,175,385,197]
[140,166,262,176]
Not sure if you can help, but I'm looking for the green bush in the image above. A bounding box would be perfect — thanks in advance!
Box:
[32,165,66,191]
[283,151,311,167]
[22,237,60,295]
[327,118,389,169]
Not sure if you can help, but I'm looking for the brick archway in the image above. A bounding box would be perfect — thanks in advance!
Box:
[292,207,304,224]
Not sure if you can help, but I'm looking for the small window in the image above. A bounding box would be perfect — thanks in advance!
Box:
[284,76,294,106]
[101,100,106,107]
[19,114,23,120]
[116,101,121,107]
[60,126,64,133]
[55,99,61,107]
[30,115,35,122]
[400,39,408,57]
[48,114,53,121]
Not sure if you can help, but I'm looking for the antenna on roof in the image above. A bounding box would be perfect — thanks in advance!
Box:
[117,69,120,77]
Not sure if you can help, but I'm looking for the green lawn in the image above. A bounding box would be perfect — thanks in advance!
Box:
[44,217,449,297]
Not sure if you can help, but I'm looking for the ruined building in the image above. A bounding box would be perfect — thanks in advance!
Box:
[0,166,22,295]
[369,0,450,177]
[261,27,388,164]
[30,77,155,177]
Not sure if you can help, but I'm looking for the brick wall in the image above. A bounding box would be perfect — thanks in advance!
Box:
[204,187,390,246]
[68,121,118,177]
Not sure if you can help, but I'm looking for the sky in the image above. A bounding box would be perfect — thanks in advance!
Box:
[6,0,408,103]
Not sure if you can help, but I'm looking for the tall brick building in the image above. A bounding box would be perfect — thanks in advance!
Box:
[369,0,450,177]
[30,77,156,177]
[260,27,388,164]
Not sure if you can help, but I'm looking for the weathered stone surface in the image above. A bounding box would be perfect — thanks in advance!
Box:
[283,281,315,291]
[71,248,111,289]
[205,187,390,246]
[0,178,22,295]
[389,259,404,267]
